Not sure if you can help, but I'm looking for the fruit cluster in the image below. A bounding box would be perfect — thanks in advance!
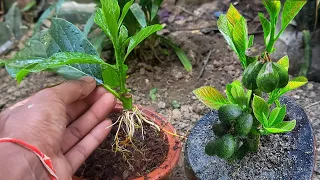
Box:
[242,58,289,93]
[205,104,257,159]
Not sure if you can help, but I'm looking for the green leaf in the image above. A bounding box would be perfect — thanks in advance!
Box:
[149,88,158,102]
[102,65,120,88]
[217,15,237,54]
[258,12,271,45]
[232,18,248,66]
[265,120,296,133]
[226,4,242,27]
[5,3,23,40]
[96,0,120,44]
[0,59,6,66]
[226,80,247,109]
[159,35,192,72]
[130,3,147,28]
[262,0,281,21]
[269,105,286,127]
[278,76,308,95]
[193,86,229,110]
[281,0,307,34]
[34,0,64,33]
[13,52,107,83]
[125,24,163,60]
[151,0,163,21]
[248,35,254,48]
[277,55,289,71]
[119,25,129,45]
[83,12,96,37]
[21,0,36,12]
[252,95,269,126]
[89,32,107,54]
[7,18,103,84]
[118,0,134,27]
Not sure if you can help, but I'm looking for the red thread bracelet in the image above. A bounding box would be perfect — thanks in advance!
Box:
[0,138,59,180]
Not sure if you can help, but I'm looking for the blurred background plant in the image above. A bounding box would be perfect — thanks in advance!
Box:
[0,0,192,72]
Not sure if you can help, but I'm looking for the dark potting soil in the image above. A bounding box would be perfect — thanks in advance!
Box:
[75,112,169,180]
[228,133,296,179]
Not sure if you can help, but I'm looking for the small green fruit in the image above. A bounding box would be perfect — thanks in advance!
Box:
[212,123,229,137]
[256,62,279,93]
[234,114,253,136]
[218,104,243,125]
[205,134,236,158]
[242,61,264,90]
[272,63,289,88]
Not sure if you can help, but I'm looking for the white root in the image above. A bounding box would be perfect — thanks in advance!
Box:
[107,106,161,156]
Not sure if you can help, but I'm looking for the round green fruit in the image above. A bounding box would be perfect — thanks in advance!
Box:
[272,63,289,88]
[242,61,264,90]
[218,104,243,125]
[256,62,279,93]
[234,114,253,136]
[205,134,236,158]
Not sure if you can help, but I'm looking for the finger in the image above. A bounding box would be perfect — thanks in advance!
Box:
[65,119,112,174]
[66,86,108,122]
[46,76,96,106]
[61,93,115,153]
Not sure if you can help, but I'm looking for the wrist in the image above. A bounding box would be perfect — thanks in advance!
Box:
[0,142,50,179]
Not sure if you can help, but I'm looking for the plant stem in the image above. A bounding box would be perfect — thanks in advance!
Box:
[115,47,127,94]
[120,93,133,110]
[266,20,276,53]
[102,84,121,99]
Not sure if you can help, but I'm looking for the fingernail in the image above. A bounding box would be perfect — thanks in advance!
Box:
[80,76,95,83]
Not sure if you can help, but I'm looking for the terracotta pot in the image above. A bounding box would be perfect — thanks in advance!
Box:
[72,103,182,180]
[184,96,316,180]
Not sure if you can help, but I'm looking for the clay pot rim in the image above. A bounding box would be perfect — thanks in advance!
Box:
[73,103,182,180]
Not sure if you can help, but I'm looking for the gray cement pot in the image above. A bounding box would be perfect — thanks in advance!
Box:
[184,96,316,180]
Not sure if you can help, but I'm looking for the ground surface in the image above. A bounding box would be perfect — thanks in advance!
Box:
[1,0,320,179]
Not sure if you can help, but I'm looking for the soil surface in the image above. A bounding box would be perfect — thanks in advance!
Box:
[74,112,169,180]
[1,0,320,180]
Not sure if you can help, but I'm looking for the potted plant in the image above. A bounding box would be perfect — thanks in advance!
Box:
[185,0,315,179]
[0,0,181,179]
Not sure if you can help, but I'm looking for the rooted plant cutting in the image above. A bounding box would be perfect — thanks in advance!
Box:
[193,0,308,160]
[0,0,166,157]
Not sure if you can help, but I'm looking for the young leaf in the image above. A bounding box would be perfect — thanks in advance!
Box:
[278,76,308,95]
[151,0,163,21]
[269,105,286,127]
[226,81,248,109]
[96,0,120,44]
[232,18,248,65]
[262,0,281,21]
[118,0,134,27]
[226,4,242,27]
[83,12,96,37]
[252,95,269,126]
[248,35,254,48]
[125,24,163,60]
[159,35,192,72]
[258,12,271,45]
[14,52,107,83]
[277,55,289,71]
[119,25,129,45]
[217,15,237,54]
[130,3,147,28]
[280,0,307,34]
[265,120,296,134]
[149,88,158,102]
[193,86,229,110]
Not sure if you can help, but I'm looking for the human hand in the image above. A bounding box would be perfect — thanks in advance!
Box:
[0,76,116,179]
